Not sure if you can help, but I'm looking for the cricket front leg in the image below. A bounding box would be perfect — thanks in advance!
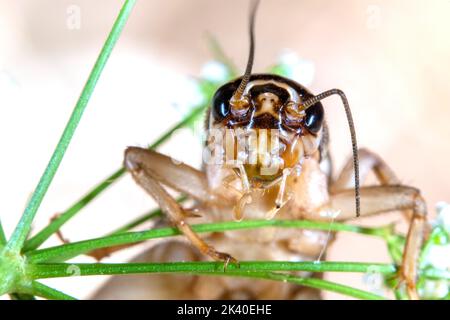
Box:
[124,147,237,265]
[325,185,427,299]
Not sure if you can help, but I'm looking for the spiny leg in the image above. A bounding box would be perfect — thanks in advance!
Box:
[53,145,223,260]
[332,149,428,298]
[325,185,427,300]
[124,147,213,203]
[328,148,428,298]
[331,148,400,192]
[124,147,237,265]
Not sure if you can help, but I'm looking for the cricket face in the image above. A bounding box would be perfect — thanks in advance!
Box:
[207,74,324,188]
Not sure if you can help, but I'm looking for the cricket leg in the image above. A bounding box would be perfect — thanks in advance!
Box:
[329,148,428,299]
[331,148,400,191]
[55,144,222,260]
[324,186,427,300]
[331,147,416,222]
[124,147,237,265]
[124,147,215,203]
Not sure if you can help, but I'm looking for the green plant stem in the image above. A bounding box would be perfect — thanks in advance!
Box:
[421,268,450,280]
[23,169,125,252]
[9,293,36,300]
[23,105,206,253]
[30,261,396,278]
[26,219,389,263]
[30,262,387,300]
[218,272,386,300]
[30,281,76,300]
[109,208,162,235]
[0,220,6,245]
[7,0,137,253]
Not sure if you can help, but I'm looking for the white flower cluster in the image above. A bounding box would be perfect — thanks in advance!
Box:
[419,202,450,299]
[277,50,315,87]
[170,60,229,120]
[435,201,450,233]
[170,76,205,119]
[201,61,230,83]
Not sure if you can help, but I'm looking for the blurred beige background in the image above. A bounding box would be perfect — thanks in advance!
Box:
[0,0,449,299]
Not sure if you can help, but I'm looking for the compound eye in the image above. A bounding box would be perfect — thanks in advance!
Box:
[211,84,235,122]
[304,103,324,134]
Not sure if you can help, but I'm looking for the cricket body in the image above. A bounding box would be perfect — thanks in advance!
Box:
[94,1,427,300]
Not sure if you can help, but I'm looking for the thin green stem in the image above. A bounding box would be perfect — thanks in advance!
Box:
[30,262,387,300]
[26,219,389,263]
[23,105,205,252]
[9,293,36,300]
[30,281,76,300]
[219,272,386,300]
[30,261,396,279]
[23,169,124,252]
[0,220,6,245]
[7,0,137,253]
[421,267,450,280]
[109,208,162,235]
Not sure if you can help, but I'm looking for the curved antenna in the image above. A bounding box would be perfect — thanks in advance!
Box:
[230,0,260,108]
[302,89,361,217]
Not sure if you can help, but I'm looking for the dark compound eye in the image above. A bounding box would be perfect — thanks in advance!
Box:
[211,83,235,121]
[304,103,324,134]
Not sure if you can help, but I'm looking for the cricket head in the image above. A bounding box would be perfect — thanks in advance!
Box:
[204,0,325,189]
[207,73,325,187]
[204,0,360,219]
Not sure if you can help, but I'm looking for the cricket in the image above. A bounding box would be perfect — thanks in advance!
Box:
[3,0,449,302]
[94,1,427,300]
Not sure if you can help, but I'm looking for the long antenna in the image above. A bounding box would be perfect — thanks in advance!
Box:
[230,0,260,107]
[302,89,361,217]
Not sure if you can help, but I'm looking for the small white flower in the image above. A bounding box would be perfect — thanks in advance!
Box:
[302,230,324,243]
[320,209,341,219]
[418,202,450,299]
[436,201,450,233]
[170,77,205,118]
[422,202,450,270]
[362,270,384,295]
[424,244,450,271]
[419,280,449,299]
[278,50,300,65]
[278,49,315,86]
[201,61,229,83]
